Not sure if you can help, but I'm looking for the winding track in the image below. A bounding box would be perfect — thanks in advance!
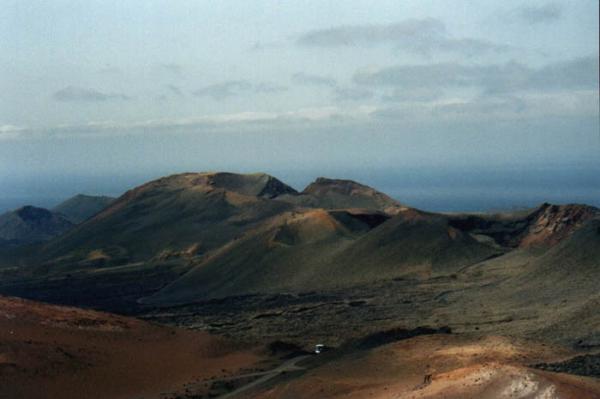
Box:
[217,355,311,398]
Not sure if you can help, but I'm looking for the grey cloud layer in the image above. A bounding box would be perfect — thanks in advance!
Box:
[297,18,444,46]
[53,86,130,102]
[332,87,374,102]
[381,87,441,103]
[296,18,508,56]
[158,63,184,75]
[291,72,374,102]
[7,87,597,142]
[292,72,337,88]
[354,56,599,94]
[166,84,184,97]
[193,80,287,100]
[517,2,562,23]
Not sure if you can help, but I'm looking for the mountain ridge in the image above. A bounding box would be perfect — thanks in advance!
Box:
[1,171,598,320]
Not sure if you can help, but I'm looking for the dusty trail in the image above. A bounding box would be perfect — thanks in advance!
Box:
[217,355,310,398]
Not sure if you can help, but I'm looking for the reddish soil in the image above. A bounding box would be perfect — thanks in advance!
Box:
[0,296,262,399]
[253,335,600,399]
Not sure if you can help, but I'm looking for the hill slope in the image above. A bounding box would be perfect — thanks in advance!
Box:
[448,203,599,248]
[279,177,405,214]
[432,216,600,346]
[2,171,597,336]
[0,206,73,248]
[145,208,376,303]
[147,208,500,304]
[52,194,115,224]
[0,295,261,399]
[325,209,503,280]
[39,172,298,266]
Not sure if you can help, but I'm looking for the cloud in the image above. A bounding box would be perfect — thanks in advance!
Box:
[3,88,597,143]
[297,18,444,47]
[166,84,184,96]
[433,96,527,118]
[381,88,441,103]
[0,124,29,140]
[355,63,481,89]
[159,63,184,75]
[0,106,373,141]
[98,66,121,75]
[371,90,598,125]
[527,56,599,91]
[193,80,286,100]
[296,18,508,56]
[292,72,338,88]
[249,40,285,51]
[157,85,186,102]
[253,82,288,94]
[7,56,599,141]
[353,56,599,94]
[333,87,374,102]
[53,86,130,102]
[194,81,252,100]
[515,2,562,24]
[291,72,373,101]
[0,124,27,134]
[429,38,508,57]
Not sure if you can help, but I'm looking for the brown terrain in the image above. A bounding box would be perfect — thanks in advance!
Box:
[251,335,600,399]
[0,295,267,399]
[0,172,598,398]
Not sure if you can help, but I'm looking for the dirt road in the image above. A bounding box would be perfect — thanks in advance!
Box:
[217,355,311,398]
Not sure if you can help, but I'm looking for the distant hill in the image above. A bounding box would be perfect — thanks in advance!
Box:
[518,203,598,247]
[39,172,409,268]
[53,194,115,224]
[0,206,73,248]
[445,215,600,347]
[448,203,599,248]
[279,177,405,214]
[1,169,600,397]
[39,172,298,266]
[145,208,501,304]
[143,208,373,303]
[2,171,598,322]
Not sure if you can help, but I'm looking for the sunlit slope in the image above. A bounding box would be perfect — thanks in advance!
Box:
[279,177,406,214]
[144,208,372,303]
[433,216,600,346]
[148,209,500,304]
[0,295,260,399]
[326,209,503,280]
[39,172,298,265]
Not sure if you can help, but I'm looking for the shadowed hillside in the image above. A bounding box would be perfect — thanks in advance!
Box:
[143,208,377,303]
[448,203,599,248]
[0,171,599,398]
[1,172,597,316]
[38,172,298,266]
[52,194,116,224]
[147,208,501,304]
[0,206,73,248]
[418,216,600,348]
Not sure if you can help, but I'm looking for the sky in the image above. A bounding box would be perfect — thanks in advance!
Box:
[1,0,599,212]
